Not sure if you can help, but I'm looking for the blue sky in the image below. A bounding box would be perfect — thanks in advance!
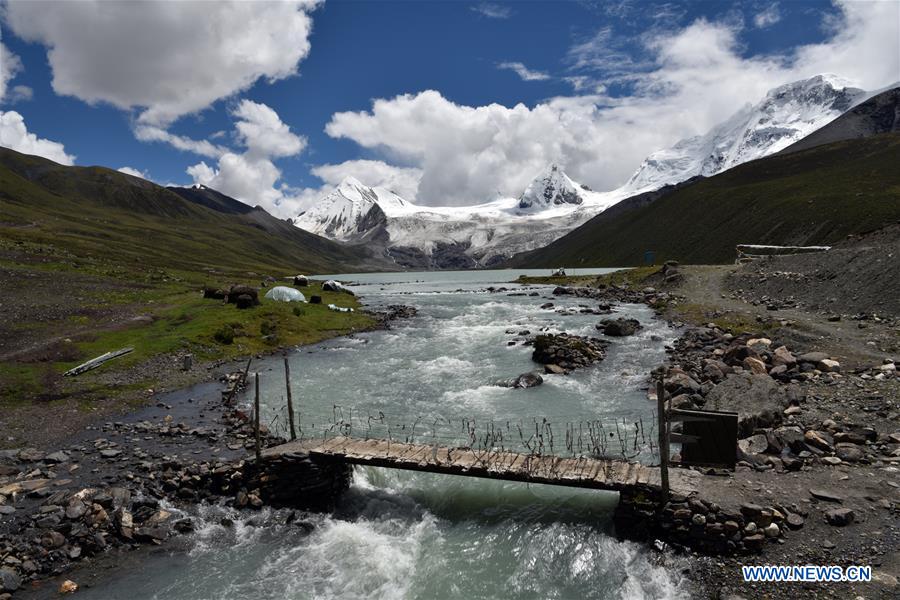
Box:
[1,1,898,214]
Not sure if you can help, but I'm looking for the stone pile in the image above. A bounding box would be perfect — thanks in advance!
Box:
[530,333,609,374]
[617,490,798,554]
[659,327,899,471]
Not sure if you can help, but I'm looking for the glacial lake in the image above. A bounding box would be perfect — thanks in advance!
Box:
[78,268,689,600]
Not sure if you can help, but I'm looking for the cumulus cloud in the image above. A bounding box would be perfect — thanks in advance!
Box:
[185,100,307,217]
[497,62,550,82]
[232,100,307,159]
[471,3,512,19]
[325,0,900,205]
[1,42,23,102]
[3,0,319,126]
[754,4,781,28]
[0,110,74,164]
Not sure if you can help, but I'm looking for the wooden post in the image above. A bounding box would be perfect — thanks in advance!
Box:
[254,372,262,463]
[656,380,670,500]
[284,357,296,441]
[224,357,252,405]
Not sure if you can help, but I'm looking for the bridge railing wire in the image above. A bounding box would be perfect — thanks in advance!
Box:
[258,402,661,464]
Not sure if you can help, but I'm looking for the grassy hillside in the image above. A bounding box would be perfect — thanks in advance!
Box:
[509,133,900,267]
[0,148,384,276]
[0,148,383,430]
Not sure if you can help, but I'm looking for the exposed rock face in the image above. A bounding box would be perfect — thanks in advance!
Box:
[531,334,608,373]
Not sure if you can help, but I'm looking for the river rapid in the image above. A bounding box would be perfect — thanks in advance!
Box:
[78,269,689,600]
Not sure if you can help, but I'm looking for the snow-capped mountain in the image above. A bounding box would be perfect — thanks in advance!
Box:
[294,168,625,268]
[293,176,414,241]
[518,164,584,210]
[294,74,870,268]
[625,74,866,190]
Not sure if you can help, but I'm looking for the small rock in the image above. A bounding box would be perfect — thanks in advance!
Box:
[59,580,78,594]
[786,513,805,529]
[0,568,21,593]
[825,508,854,526]
[809,488,843,503]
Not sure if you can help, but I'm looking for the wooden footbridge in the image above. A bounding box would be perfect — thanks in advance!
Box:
[262,436,702,498]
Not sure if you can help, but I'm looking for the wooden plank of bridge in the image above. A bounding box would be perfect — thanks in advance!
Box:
[273,437,698,496]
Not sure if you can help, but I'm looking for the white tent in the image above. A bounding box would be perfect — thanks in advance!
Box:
[264,286,306,303]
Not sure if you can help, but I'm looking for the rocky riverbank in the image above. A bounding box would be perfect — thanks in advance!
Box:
[0,304,419,597]
[522,264,899,598]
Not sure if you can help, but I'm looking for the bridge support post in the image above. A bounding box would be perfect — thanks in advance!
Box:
[284,357,297,441]
[656,380,669,501]
[254,372,262,463]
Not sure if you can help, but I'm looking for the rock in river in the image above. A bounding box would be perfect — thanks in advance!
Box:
[499,372,544,389]
[530,334,608,373]
[596,318,642,337]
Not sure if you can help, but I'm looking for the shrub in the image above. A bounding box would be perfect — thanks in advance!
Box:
[214,324,235,345]
[260,321,277,336]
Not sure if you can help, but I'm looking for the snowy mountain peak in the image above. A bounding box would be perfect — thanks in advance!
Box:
[293,177,415,241]
[625,74,867,191]
[518,164,584,210]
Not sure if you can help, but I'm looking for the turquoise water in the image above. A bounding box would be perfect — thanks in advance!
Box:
[78,269,688,600]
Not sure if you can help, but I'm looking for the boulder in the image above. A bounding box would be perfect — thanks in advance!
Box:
[743,357,768,375]
[705,373,788,437]
[322,280,354,295]
[772,346,797,367]
[738,434,768,455]
[309,295,322,304]
[293,275,309,286]
[819,359,841,372]
[798,351,829,364]
[664,369,701,395]
[502,373,544,389]
[596,318,642,337]
[544,364,566,375]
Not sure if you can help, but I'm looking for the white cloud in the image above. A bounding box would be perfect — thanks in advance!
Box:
[471,3,512,19]
[754,4,781,29]
[232,100,306,159]
[133,125,226,158]
[3,0,319,126]
[188,153,284,208]
[325,0,899,205]
[497,62,550,82]
[1,42,23,102]
[6,84,32,103]
[0,110,74,164]
[312,160,422,199]
[185,100,307,217]
[117,166,147,179]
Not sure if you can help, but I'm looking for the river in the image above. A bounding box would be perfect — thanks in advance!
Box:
[77,269,689,600]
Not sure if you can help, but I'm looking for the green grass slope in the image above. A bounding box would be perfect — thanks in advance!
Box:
[0,147,383,276]
[509,133,900,267]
